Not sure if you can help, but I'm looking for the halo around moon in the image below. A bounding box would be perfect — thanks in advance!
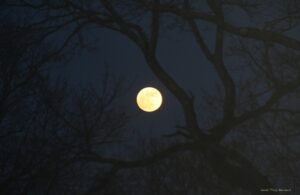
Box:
[136,87,163,112]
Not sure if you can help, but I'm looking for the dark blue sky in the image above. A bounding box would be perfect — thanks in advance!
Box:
[55,24,219,138]
[54,6,294,139]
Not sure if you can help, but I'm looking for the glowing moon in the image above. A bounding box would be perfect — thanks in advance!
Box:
[136,87,163,112]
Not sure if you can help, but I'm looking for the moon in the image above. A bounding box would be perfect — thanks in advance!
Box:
[136,87,163,112]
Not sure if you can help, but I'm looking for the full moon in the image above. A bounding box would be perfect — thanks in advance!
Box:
[136,87,163,112]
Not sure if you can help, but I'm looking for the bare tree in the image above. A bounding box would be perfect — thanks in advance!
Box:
[0,17,130,194]
[2,0,300,194]
[0,18,62,194]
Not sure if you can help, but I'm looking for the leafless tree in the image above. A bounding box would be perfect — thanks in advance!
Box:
[0,18,63,194]
[0,17,130,194]
[2,0,300,194]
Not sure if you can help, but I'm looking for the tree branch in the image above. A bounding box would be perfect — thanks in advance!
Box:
[154,4,300,50]
[149,0,160,53]
[211,76,300,140]
[80,142,194,168]
[187,1,236,135]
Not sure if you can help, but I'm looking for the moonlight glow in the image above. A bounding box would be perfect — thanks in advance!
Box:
[136,87,163,112]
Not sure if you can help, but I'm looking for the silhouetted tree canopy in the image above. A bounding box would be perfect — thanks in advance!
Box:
[1,1,300,194]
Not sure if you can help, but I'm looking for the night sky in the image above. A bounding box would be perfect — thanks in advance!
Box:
[56,5,261,138]
[56,17,245,143]
[57,24,219,139]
